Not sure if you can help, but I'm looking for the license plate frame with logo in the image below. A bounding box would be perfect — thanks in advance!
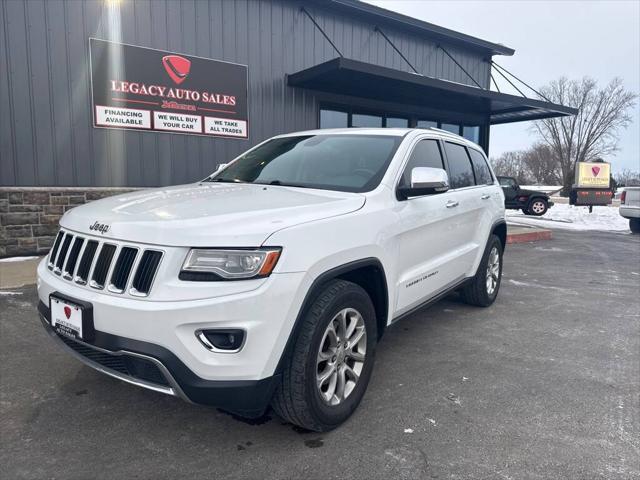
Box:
[49,293,95,341]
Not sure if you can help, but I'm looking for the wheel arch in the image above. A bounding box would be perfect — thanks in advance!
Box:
[491,219,507,252]
[274,258,389,374]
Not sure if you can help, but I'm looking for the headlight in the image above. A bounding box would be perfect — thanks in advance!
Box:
[180,248,281,280]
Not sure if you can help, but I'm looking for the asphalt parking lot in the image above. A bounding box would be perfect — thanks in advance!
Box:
[1,230,639,480]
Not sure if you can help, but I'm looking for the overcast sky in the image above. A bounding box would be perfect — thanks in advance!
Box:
[365,0,640,173]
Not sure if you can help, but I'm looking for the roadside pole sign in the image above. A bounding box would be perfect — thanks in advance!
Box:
[574,162,611,188]
[90,38,248,139]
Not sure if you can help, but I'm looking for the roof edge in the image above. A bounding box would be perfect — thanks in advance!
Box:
[310,0,515,56]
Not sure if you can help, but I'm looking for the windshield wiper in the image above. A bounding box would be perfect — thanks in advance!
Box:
[207,177,247,183]
[259,180,311,188]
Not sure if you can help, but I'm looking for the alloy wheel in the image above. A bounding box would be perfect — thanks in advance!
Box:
[486,246,500,295]
[316,308,367,406]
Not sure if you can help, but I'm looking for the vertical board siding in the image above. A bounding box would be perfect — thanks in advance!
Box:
[1,0,489,187]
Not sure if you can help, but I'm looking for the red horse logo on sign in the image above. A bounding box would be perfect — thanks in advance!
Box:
[591,166,601,177]
[64,306,72,319]
[162,55,191,85]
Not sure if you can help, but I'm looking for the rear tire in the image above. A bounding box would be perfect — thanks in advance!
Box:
[461,234,503,307]
[527,198,548,216]
[271,279,377,432]
[630,218,640,234]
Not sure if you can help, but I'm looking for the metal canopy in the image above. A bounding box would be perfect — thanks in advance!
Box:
[287,58,577,125]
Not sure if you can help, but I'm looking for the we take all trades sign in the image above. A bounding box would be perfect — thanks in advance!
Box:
[90,39,248,139]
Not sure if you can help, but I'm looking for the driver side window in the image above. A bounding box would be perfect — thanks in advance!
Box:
[399,140,444,187]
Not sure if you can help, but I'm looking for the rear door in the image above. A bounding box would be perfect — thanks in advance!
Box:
[439,141,488,277]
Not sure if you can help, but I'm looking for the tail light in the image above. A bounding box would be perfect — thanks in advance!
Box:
[621,190,626,204]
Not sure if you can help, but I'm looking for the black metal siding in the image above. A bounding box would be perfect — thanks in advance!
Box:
[1,0,490,187]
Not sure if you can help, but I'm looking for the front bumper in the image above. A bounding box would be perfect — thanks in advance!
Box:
[38,302,279,417]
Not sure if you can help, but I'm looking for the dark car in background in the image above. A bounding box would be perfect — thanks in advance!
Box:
[498,176,554,216]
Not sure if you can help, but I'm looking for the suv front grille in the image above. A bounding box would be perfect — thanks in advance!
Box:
[48,229,163,297]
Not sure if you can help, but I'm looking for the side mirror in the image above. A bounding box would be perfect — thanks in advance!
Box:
[397,167,449,200]
[216,163,228,172]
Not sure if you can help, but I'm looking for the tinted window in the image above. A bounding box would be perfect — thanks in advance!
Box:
[499,177,516,187]
[444,142,475,189]
[463,126,480,144]
[468,148,493,184]
[209,134,401,193]
[352,114,382,128]
[441,123,460,135]
[399,140,444,187]
[386,117,409,128]
[320,109,348,128]
[417,120,437,128]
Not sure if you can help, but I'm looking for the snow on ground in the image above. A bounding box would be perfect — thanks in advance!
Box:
[0,256,39,263]
[507,203,630,232]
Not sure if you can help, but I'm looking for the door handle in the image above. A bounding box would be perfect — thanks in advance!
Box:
[446,200,459,208]
[481,194,491,200]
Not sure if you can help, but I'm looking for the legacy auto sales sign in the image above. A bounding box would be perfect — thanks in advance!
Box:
[90,38,248,138]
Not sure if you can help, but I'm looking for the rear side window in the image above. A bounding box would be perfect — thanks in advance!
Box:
[468,148,493,185]
[399,140,444,187]
[444,142,475,189]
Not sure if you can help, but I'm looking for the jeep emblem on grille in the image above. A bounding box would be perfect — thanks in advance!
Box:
[89,221,110,234]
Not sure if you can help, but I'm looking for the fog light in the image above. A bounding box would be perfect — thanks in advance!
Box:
[196,329,245,352]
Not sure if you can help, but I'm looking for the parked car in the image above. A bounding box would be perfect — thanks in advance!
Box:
[620,187,640,233]
[37,128,506,432]
[497,176,554,216]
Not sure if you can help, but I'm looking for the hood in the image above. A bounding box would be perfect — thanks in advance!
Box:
[61,183,365,247]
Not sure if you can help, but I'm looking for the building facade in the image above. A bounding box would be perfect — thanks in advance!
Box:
[0,0,574,256]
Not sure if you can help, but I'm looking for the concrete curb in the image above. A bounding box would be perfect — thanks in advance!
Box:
[507,227,553,244]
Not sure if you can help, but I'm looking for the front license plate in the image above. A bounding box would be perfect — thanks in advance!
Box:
[50,296,84,340]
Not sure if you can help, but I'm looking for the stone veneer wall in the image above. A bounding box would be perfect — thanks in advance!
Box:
[0,187,138,258]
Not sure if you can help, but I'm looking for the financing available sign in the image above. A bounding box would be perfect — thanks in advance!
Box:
[90,39,248,138]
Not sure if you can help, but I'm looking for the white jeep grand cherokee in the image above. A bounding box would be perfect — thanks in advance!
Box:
[37,128,506,431]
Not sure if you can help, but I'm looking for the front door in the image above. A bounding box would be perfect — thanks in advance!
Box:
[499,177,519,207]
[392,139,472,315]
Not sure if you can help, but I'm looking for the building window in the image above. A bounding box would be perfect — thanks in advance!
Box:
[416,120,437,129]
[463,126,480,144]
[440,123,461,135]
[320,109,348,128]
[386,117,409,128]
[352,113,383,128]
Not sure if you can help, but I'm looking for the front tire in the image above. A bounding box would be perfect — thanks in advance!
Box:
[271,279,377,432]
[630,218,640,234]
[527,198,548,216]
[461,234,503,307]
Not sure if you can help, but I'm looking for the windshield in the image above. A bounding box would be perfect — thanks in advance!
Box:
[206,134,402,193]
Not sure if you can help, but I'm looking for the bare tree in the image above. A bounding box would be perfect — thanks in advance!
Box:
[533,77,637,195]
[490,151,530,184]
[521,143,561,185]
[614,169,640,187]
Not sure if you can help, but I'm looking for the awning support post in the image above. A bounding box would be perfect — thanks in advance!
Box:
[300,7,343,58]
[436,44,484,89]
[374,26,419,74]
[491,62,527,98]
[491,61,551,102]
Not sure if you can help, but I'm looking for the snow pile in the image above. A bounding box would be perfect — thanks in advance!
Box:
[507,203,629,232]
